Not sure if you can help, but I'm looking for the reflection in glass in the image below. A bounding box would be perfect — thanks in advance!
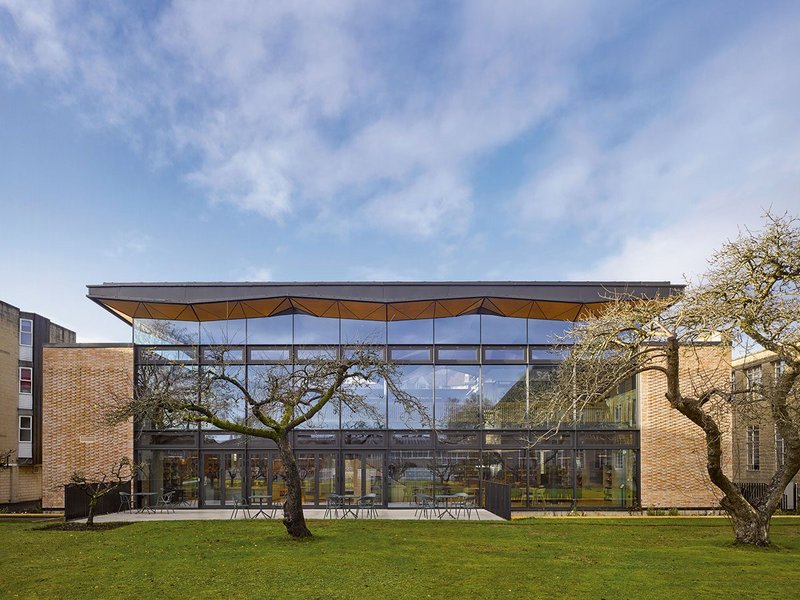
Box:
[528,319,571,344]
[481,315,527,344]
[575,449,637,508]
[294,314,339,344]
[579,376,636,428]
[341,319,386,345]
[434,366,480,429]
[134,319,199,345]
[247,315,293,344]
[434,450,480,497]
[249,348,291,362]
[137,449,199,507]
[297,453,316,505]
[388,451,434,507]
[483,347,525,362]
[531,449,573,506]
[388,319,433,344]
[389,347,431,362]
[136,365,197,430]
[342,376,386,429]
[318,453,337,505]
[482,365,527,429]
[528,367,558,427]
[200,319,246,345]
[247,365,291,427]
[436,347,479,362]
[485,450,528,507]
[389,365,433,429]
[435,315,480,344]
[200,365,245,428]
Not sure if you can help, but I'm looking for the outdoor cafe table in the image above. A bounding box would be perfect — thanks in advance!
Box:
[133,492,156,514]
[251,495,276,519]
[340,493,360,519]
[436,494,462,520]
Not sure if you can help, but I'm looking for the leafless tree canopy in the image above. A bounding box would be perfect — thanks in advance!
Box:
[534,213,799,546]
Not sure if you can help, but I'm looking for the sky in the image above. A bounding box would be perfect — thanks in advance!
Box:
[0,1,798,343]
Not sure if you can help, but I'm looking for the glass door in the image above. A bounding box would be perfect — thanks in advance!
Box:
[342,452,385,505]
[202,452,244,506]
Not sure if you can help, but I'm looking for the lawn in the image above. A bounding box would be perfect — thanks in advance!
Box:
[2,517,799,599]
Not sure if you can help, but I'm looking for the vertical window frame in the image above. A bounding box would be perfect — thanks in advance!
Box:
[19,318,33,346]
[19,367,33,394]
[19,415,32,443]
[746,424,760,471]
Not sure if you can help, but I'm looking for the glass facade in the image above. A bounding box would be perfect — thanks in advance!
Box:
[134,311,640,510]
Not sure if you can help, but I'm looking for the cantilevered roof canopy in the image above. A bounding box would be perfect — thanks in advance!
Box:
[87,281,683,324]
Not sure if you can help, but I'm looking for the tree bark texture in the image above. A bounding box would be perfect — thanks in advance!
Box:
[277,434,312,538]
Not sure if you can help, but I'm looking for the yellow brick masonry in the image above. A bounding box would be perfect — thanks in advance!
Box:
[42,346,134,510]
[640,345,733,508]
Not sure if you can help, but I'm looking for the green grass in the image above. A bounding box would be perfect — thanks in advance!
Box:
[2,518,799,599]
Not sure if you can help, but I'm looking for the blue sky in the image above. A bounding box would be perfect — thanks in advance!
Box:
[1,1,799,342]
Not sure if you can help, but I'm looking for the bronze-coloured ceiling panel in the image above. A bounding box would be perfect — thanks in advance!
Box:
[388,300,436,321]
[434,298,483,317]
[484,298,535,318]
[339,301,387,321]
[292,298,340,318]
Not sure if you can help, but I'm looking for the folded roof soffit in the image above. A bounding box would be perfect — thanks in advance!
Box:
[92,296,629,323]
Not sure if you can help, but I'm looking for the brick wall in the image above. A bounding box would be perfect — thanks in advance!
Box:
[0,302,19,469]
[640,344,732,508]
[0,466,42,504]
[42,346,134,510]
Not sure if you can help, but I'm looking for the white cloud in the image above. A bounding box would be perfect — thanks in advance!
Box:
[0,0,613,239]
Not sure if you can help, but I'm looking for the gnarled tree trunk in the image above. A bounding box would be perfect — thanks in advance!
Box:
[722,496,770,546]
[277,433,312,538]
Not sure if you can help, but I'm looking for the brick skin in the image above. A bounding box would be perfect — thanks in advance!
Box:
[42,346,134,510]
[640,345,732,508]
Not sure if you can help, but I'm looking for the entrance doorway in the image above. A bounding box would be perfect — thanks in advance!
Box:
[201,452,244,507]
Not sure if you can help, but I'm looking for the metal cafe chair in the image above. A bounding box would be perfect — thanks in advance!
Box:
[416,494,435,520]
[118,491,133,513]
[358,494,378,519]
[230,496,251,519]
[156,490,176,514]
[324,494,343,519]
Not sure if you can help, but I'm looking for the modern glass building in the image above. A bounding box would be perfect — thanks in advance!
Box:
[87,281,680,511]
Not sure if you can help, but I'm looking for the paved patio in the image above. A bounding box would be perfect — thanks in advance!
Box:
[87,507,502,522]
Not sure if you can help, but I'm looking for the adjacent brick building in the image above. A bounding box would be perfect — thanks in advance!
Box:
[0,300,74,508]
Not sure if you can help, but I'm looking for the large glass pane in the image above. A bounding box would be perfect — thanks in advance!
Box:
[272,455,287,504]
[434,451,480,498]
[434,315,480,344]
[529,319,571,344]
[134,319,199,345]
[222,453,244,504]
[249,453,270,501]
[200,319,247,345]
[481,315,527,345]
[342,376,386,429]
[136,365,198,430]
[318,453,337,505]
[576,449,637,508]
[343,453,363,496]
[365,453,384,505]
[388,319,433,344]
[434,366,480,429]
[388,451,434,507]
[579,376,637,428]
[200,365,245,428]
[137,450,199,508]
[297,453,316,505]
[341,319,386,345]
[528,366,559,427]
[247,365,291,427]
[202,454,222,506]
[531,449,573,507]
[294,314,339,344]
[247,315,293,344]
[485,450,528,507]
[482,365,527,429]
[389,365,434,429]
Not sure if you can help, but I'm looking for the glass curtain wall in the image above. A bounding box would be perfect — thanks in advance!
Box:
[133,311,640,510]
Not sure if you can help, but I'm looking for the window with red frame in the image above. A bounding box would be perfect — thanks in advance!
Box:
[19,367,32,394]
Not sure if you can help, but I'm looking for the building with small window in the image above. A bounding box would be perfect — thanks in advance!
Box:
[0,300,75,508]
[41,282,732,512]
[732,349,799,507]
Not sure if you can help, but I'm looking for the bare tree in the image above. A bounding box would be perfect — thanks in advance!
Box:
[69,457,138,526]
[534,213,799,546]
[110,344,426,538]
